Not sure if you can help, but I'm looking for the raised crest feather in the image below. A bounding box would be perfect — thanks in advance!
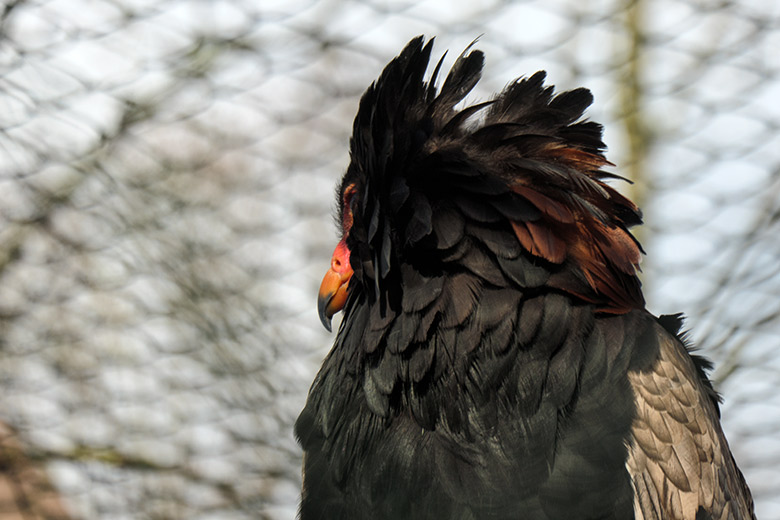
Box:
[345,36,644,312]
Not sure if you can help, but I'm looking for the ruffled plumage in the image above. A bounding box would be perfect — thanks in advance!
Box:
[297,37,755,520]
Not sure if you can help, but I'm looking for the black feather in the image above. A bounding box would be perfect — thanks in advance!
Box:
[401,267,445,313]
[431,205,465,249]
[409,343,436,383]
[497,253,550,288]
[434,41,484,110]
[459,242,506,286]
[404,192,433,245]
[470,224,522,259]
[363,368,390,417]
[491,194,542,222]
[440,273,482,328]
[453,194,503,223]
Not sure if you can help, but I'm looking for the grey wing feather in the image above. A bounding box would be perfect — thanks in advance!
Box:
[627,326,755,520]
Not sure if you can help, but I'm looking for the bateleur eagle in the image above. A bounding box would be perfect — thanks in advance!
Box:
[296,37,755,520]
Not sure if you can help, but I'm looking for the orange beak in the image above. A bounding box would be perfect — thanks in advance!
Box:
[317,239,353,332]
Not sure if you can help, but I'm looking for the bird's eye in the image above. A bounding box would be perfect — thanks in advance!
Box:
[341,183,357,233]
[343,183,357,210]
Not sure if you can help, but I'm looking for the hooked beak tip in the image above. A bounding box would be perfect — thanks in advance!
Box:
[317,293,334,333]
[318,239,353,333]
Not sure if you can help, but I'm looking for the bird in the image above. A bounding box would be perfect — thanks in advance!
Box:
[295,36,755,520]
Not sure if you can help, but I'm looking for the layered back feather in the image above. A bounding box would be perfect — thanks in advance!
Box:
[343,36,644,315]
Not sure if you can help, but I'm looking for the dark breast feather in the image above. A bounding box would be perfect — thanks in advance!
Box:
[297,275,664,519]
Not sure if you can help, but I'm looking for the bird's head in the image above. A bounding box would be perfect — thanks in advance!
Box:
[318,36,644,332]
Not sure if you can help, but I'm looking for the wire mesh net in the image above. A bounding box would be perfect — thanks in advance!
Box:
[0,0,778,518]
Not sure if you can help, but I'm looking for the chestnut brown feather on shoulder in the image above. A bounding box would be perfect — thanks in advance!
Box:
[298,36,755,520]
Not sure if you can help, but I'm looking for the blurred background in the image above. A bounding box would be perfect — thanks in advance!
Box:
[0,0,778,518]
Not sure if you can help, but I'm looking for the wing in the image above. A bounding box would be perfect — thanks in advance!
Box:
[627,317,755,520]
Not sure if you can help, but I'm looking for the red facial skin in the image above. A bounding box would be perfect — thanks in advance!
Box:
[317,185,356,331]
